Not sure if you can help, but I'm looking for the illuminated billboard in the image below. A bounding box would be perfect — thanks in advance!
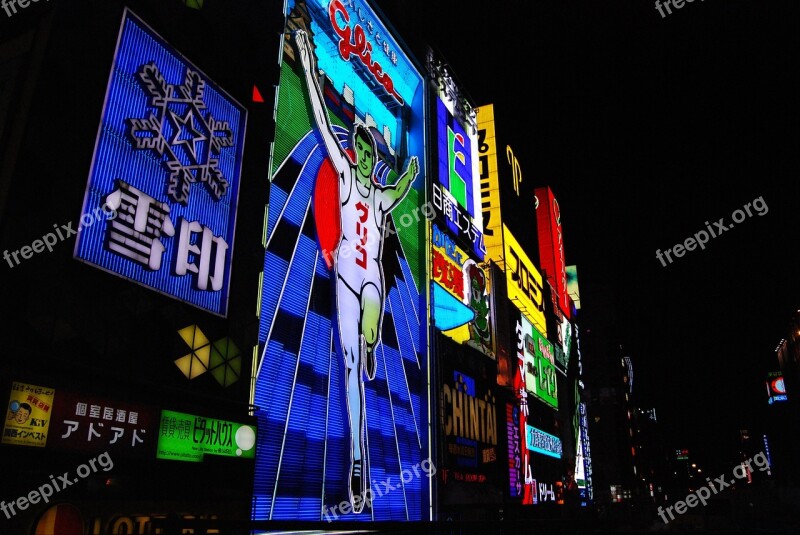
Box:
[566,265,581,310]
[535,187,569,319]
[74,9,246,316]
[431,224,495,358]
[504,225,546,335]
[476,104,539,263]
[525,424,562,459]
[519,317,557,409]
[431,90,484,259]
[427,56,494,359]
[3,382,54,447]
[766,372,787,404]
[440,370,499,485]
[49,391,156,457]
[476,104,503,264]
[156,410,256,462]
[253,0,429,521]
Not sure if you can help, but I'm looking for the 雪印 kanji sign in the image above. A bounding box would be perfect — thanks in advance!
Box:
[74,8,247,316]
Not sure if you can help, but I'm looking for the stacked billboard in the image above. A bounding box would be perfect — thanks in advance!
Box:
[254,0,430,521]
[428,52,495,361]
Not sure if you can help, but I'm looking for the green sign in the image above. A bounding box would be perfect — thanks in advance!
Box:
[156,410,256,462]
[528,327,558,409]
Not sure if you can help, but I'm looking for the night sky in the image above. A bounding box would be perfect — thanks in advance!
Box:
[377,0,800,473]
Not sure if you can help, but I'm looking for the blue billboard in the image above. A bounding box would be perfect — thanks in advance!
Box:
[74,9,247,316]
[253,0,430,522]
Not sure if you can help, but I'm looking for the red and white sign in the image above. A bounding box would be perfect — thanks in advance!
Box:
[535,187,569,319]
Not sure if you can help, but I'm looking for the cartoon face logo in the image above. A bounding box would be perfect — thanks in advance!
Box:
[8,402,32,425]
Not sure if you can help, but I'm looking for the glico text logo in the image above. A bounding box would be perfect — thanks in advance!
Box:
[329,0,404,105]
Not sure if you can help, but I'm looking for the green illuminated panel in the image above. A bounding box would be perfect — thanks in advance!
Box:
[156,410,256,462]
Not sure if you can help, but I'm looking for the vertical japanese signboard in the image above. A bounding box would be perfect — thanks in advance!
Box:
[428,54,494,360]
[74,9,247,316]
[254,0,429,521]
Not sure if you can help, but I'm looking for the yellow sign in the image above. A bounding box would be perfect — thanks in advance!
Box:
[503,225,546,335]
[3,381,55,447]
[476,104,503,265]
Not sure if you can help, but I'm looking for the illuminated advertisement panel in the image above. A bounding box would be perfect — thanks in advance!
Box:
[507,402,522,497]
[519,319,557,409]
[545,280,572,374]
[156,410,256,462]
[476,104,502,264]
[74,9,246,316]
[535,187,569,319]
[512,315,534,504]
[431,91,484,258]
[525,424,562,459]
[766,371,787,404]
[254,0,429,521]
[566,265,581,310]
[440,371,499,485]
[504,225,546,336]
[431,224,495,359]
[49,391,156,457]
[3,382,54,447]
[575,324,593,503]
[476,104,538,262]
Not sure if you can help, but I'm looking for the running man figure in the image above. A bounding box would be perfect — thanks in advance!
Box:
[295,30,419,513]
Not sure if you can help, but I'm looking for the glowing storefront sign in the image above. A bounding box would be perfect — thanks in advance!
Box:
[504,225,546,335]
[156,410,255,462]
[254,0,428,521]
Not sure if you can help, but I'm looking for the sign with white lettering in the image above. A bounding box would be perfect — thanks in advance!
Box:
[74,9,246,316]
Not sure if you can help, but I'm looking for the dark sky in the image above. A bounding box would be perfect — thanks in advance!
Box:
[377,0,800,472]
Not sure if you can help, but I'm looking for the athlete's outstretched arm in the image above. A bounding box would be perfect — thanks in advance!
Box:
[382,156,419,211]
[294,30,350,178]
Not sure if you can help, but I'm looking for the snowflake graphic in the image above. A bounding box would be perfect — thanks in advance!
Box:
[126,62,235,205]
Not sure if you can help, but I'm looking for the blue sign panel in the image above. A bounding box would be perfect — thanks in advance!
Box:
[74,9,246,316]
[253,0,429,522]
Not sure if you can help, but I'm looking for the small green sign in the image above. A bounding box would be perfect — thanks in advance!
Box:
[529,327,558,409]
[156,410,256,462]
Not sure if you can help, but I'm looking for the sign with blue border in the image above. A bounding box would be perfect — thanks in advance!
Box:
[74,8,247,316]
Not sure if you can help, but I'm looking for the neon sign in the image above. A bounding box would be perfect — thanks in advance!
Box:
[254,0,428,521]
[74,9,245,316]
[329,0,403,105]
[535,187,570,318]
[525,425,562,459]
[503,225,546,335]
